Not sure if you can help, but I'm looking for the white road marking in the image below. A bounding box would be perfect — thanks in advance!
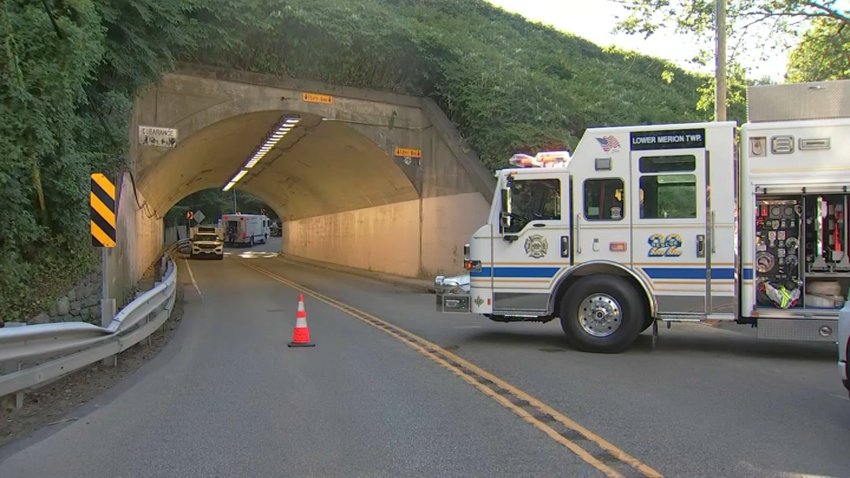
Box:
[184,259,203,298]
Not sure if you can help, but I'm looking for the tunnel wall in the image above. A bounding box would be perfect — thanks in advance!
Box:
[103,172,164,311]
[284,192,490,278]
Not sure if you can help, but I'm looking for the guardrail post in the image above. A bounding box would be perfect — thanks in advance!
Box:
[101,298,117,367]
[1,362,25,410]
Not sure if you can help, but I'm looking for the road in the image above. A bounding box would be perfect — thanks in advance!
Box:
[1,239,848,477]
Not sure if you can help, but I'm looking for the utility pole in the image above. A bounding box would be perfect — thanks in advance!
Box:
[715,0,727,121]
[232,189,238,213]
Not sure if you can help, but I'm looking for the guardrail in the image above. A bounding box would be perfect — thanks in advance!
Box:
[0,249,181,406]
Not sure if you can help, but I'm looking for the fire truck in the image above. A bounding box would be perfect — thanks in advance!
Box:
[435,80,850,353]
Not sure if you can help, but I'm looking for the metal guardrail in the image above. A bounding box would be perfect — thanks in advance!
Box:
[0,252,180,401]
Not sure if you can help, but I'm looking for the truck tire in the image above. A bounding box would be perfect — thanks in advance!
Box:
[559,275,645,353]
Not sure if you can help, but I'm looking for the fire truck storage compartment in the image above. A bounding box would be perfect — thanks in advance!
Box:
[756,193,850,309]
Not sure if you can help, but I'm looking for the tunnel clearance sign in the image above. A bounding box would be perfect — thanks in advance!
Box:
[394,147,422,158]
[303,92,334,105]
[629,128,705,151]
[139,126,178,148]
[90,173,117,248]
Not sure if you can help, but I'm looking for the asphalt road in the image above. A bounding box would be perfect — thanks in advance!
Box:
[2,240,849,477]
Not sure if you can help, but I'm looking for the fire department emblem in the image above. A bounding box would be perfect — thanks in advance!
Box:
[524,235,548,259]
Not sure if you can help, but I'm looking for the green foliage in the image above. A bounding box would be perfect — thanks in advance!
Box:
[787,18,850,81]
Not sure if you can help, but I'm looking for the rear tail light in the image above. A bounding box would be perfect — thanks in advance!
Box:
[464,260,481,272]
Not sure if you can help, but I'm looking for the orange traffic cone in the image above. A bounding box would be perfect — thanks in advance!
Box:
[288,293,316,347]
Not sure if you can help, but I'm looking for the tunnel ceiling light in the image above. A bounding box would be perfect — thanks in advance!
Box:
[221,115,301,191]
[232,169,249,182]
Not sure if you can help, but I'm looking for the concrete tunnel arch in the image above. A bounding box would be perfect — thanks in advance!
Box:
[126,63,493,281]
[146,110,420,220]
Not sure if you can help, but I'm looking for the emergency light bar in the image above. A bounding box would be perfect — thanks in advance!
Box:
[223,115,301,191]
[509,151,571,168]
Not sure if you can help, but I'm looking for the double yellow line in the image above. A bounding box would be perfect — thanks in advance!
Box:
[241,260,662,478]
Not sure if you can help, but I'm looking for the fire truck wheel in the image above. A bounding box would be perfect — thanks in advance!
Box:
[560,275,644,353]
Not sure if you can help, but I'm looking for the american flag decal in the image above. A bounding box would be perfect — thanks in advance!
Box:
[596,135,621,152]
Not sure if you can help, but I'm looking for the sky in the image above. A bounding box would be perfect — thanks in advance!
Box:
[485,0,788,81]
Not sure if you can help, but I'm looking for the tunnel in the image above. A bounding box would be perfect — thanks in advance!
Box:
[104,64,494,299]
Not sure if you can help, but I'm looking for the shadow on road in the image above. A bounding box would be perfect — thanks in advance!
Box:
[452,328,836,362]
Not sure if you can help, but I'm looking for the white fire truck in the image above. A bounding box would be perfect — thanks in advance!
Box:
[436,80,850,353]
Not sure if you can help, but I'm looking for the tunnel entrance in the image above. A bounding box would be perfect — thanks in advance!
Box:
[164,189,280,245]
[130,66,493,279]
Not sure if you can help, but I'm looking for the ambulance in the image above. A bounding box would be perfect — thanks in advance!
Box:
[435,80,850,353]
[220,213,271,246]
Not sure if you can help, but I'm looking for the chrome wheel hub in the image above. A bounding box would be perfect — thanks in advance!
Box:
[578,293,622,337]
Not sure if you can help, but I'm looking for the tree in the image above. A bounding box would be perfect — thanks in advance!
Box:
[787,18,850,81]
[615,0,850,115]
[616,0,848,64]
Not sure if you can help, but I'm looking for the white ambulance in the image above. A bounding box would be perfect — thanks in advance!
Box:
[436,80,850,353]
[220,213,271,246]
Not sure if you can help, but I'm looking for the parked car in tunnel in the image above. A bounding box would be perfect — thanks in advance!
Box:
[190,233,224,260]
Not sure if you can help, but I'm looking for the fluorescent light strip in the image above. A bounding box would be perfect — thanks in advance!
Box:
[224,116,300,190]
[232,169,248,182]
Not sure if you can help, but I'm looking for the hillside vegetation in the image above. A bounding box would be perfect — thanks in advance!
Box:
[1,0,715,321]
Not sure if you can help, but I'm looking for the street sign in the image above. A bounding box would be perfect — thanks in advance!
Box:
[185,210,194,221]
[194,210,206,224]
[303,92,334,105]
[394,147,422,159]
[90,173,116,248]
[139,126,178,148]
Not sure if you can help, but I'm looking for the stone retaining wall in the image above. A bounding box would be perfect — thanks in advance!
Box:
[29,273,103,325]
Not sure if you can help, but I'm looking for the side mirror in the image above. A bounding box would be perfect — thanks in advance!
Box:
[499,188,511,234]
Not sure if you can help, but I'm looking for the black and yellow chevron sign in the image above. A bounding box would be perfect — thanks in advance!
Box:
[90,173,116,248]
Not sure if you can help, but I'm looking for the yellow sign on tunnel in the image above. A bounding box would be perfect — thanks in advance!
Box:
[394,147,422,159]
[303,92,334,105]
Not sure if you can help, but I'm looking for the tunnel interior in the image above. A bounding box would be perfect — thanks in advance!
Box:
[141,110,419,223]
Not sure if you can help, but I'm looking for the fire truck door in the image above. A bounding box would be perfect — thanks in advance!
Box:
[492,173,571,314]
[631,149,710,315]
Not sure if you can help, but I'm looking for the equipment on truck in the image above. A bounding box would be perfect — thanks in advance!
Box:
[435,79,850,353]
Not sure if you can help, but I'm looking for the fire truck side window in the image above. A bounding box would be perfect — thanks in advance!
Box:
[506,178,561,233]
[583,178,625,221]
[638,155,697,219]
